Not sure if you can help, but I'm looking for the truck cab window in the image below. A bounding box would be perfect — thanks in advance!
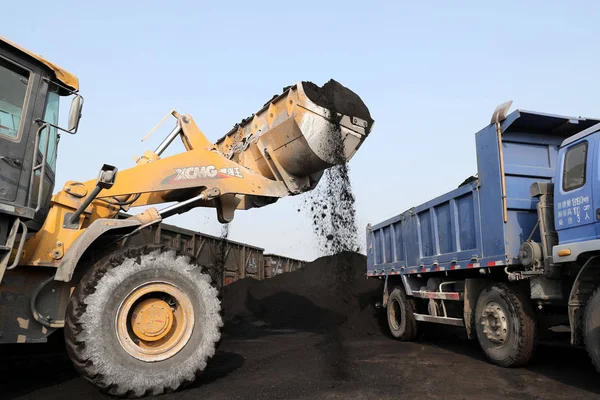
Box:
[562,141,587,191]
[0,59,28,139]
[39,89,59,171]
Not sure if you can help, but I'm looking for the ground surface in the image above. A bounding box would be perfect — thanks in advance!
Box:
[2,253,600,399]
[2,324,600,400]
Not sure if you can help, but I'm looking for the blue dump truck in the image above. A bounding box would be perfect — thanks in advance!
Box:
[367,102,600,370]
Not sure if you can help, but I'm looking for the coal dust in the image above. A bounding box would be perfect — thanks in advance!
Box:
[212,224,230,289]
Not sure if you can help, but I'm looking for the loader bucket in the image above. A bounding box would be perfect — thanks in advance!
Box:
[216,80,373,194]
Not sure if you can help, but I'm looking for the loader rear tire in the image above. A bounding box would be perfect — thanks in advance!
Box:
[387,287,418,341]
[64,245,223,397]
[475,283,536,367]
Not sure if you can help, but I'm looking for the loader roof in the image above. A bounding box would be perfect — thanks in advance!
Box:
[0,36,79,91]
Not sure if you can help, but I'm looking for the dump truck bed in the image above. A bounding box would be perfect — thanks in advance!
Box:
[367,110,600,277]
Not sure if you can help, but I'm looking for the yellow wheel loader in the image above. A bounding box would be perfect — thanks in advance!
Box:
[0,37,373,397]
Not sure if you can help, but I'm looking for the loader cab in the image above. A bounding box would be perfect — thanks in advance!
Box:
[0,37,81,243]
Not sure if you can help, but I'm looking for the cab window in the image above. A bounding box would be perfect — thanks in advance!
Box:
[563,141,588,192]
[39,89,59,171]
[0,58,28,139]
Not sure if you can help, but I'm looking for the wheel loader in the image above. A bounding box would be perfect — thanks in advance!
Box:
[0,37,373,396]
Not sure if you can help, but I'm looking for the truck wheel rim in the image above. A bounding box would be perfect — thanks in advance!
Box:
[116,282,194,362]
[480,301,508,345]
[389,299,402,330]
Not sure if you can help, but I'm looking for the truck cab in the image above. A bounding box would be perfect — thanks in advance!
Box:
[553,125,600,254]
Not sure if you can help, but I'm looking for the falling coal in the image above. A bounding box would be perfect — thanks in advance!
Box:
[301,80,371,257]
[212,224,230,289]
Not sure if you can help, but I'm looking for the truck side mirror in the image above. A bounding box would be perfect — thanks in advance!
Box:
[68,95,84,133]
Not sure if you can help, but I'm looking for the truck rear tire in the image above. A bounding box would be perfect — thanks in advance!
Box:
[387,287,418,341]
[475,283,536,367]
[64,245,223,397]
[584,288,600,372]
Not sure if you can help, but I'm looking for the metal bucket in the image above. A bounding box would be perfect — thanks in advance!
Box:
[216,80,374,194]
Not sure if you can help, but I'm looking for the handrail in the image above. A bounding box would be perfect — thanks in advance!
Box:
[26,123,51,212]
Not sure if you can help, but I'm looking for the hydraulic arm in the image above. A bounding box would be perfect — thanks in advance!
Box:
[18,80,373,277]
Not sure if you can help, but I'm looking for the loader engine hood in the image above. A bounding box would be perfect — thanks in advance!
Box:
[216,80,374,194]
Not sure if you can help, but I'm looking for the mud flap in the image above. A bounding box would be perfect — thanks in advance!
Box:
[464,278,491,339]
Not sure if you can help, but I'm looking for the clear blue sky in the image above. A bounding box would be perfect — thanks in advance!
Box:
[4,1,600,260]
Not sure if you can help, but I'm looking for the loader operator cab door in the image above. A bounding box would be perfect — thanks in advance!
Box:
[0,46,51,242]
[0,54,39,207]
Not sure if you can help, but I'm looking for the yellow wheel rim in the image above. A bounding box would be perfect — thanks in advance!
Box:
[116,282,194,362]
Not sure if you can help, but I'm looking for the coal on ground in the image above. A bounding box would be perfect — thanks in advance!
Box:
[222,251,383,338]
[3,252,600,399]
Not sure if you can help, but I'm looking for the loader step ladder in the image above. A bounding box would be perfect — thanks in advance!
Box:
[26,123,51,213]
[0,218,27,283]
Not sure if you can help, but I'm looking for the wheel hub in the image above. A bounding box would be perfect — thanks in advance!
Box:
[116,282,194,362]
[481,301,508,344]
[131,299,173,342]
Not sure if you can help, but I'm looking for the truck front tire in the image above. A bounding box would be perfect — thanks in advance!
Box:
[584,288,600,372]
[64,246,223,397]
[475,283,536,367]
[387,287,418,341]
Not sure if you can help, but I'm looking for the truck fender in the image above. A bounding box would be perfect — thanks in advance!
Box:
[381,274,414,308]
[464,278,493,339]
[568,255,600,345]
[54,218,143,282]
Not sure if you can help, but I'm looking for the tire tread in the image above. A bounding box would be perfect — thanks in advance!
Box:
[584,287,600,373]
[476,283,537,368]
[387,286,418,341]
[64,245,221,397]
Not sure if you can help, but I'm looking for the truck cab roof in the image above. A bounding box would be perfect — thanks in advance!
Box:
[559,120,600,148]
[502,109,600,142]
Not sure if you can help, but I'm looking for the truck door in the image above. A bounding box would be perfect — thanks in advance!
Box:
[0,55,38,207]
[555,137,595,243]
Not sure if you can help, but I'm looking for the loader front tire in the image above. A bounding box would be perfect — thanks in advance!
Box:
[64,246,223,397]
[387,287,418,341]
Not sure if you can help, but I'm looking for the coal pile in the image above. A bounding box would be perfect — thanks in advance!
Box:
[222,252,384,338]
